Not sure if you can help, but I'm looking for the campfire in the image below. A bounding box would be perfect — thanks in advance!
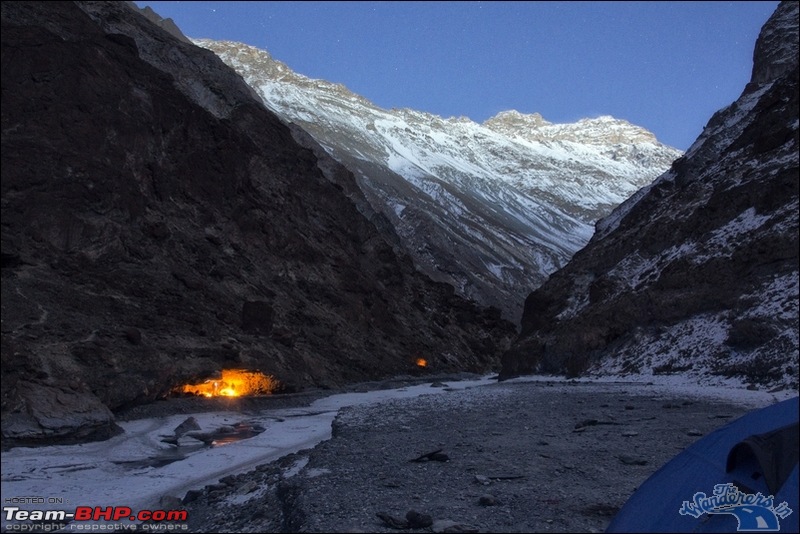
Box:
[179,369,278,398]
[415,358,428,368]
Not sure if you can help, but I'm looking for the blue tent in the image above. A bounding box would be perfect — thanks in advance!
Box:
[607,396,798,533]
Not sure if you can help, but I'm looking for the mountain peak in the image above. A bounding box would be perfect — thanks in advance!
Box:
[193,38,370,108]
[483,111,661,147]
[484,110,552,128]
[750,0,799,86]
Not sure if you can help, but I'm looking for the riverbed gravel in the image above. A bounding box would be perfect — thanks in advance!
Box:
[168,378,774,533]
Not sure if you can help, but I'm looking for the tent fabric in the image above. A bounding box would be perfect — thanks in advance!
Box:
[726,421,799,496]
[606,396,799,533]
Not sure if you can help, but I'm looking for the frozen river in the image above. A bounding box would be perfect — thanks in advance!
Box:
[1,376,498,531]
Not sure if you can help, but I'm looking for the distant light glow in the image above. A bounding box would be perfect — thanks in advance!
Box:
[179,369,278,397]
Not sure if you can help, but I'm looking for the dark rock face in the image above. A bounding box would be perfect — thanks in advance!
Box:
[0,1,515,446]
[501,1,799,390]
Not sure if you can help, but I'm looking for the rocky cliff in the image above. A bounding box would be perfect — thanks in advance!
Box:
[193,39,681,322]
[0,1,515,447]
[501,1,799,391]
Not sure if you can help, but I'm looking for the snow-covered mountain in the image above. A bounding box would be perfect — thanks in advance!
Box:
[501,1,799,391]
[194,39,682,321]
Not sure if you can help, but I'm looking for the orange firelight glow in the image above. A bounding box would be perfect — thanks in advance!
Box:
[180,369,277,398]
[416,358,428,368]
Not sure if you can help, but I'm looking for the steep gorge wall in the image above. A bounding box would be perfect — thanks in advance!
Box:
[501,1,799,391]
[0,1,515,446]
